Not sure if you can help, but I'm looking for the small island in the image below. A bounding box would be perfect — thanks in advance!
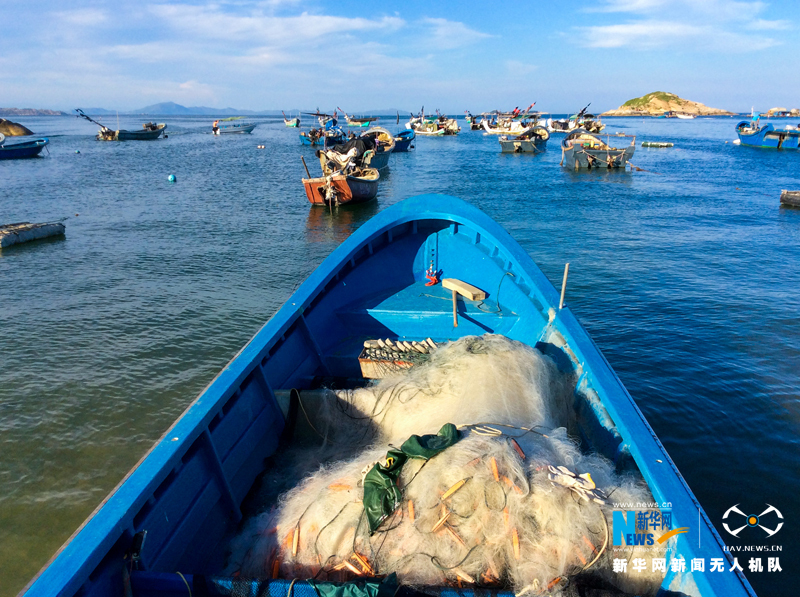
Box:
[601,92,735,116]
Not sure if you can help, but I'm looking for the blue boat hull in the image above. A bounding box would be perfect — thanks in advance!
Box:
[367,148,391,169]
[0,138,48,159]
[23,195,755,597]
[737,121,800,149]
[393,130,415,152]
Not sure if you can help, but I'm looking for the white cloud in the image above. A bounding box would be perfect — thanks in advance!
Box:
[148,4,406,44]
[591,0,766,19]
[420,17,493,50]
[53,9,108,26]
[578,20,779,51]
[747,18,791,30]
[505,60,538,75]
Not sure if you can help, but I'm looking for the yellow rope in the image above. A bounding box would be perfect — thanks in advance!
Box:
[176,571,192,596]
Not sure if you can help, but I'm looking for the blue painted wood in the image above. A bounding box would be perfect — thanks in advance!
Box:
[393,129,415,152]
[0,138,48,159]
[22,195,755,597]
[737,120,800,149]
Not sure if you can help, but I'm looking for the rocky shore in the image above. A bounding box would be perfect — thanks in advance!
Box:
[601,92,734,116]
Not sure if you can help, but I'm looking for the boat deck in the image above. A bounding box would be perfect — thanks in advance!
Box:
[323,281,517,375]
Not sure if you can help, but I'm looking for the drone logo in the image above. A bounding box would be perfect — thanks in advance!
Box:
[723,504,783,538]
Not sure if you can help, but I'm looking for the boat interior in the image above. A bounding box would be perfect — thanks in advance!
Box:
[30,197,736,597]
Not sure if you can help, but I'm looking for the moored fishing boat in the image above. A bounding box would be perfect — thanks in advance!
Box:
[213,118,256,135]
[20,195,755,597]
[283,112,300,127]
[547,105,605,134]
[392,129,415,152]
[561,129,635,169]
[464,111,482,130]
[338,108,379,128]
[301,137,380,206]
[0,135,49,159]
[498,126,549,153]
[299,122,346,147]
[482,118,534,136]
[736,115,800,149]
[299,129,346,147]
[301,169,379,206]
[76,109,167,141]
[361,126,395,169]
[407,113,459,136]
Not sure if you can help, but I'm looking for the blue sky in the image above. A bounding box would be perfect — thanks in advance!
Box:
[2,0,798,113]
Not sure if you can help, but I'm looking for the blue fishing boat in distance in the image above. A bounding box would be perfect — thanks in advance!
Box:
[737,114,800,149]
[392,129,415,152]
[0,135,49,159]
[21,195,755,597]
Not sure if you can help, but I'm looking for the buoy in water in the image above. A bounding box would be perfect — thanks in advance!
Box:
[168,174,176,182]
[75,150,81,154]
[257,145,265,149]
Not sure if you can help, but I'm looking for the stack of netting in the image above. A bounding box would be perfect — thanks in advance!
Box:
[226,335,665,596]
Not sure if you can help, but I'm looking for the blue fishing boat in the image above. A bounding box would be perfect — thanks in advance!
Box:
[0,135,49,159]
[737,115,800,149]
[22,195,754,597]
[299,128,346,146]
[393,129,415,152]
[300,118,346,147]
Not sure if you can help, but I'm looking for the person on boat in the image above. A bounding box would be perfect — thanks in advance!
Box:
[212,120,220,134]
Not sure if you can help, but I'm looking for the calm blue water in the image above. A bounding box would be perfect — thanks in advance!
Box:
[1,115,798,596]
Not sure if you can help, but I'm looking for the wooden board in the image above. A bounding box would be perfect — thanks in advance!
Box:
[442,278,487,301]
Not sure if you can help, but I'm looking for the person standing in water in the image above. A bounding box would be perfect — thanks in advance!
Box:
[212,120,220,134]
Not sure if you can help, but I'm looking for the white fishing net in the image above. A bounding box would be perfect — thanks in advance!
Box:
[225,335,666,596]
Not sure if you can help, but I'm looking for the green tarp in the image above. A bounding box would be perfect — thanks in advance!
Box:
[309,573,399,597]
[363,424,459,533]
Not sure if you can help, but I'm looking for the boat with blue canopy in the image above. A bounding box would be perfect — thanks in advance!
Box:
[0,134,49,159]
[21,195,755,597]
[737,114,800,149]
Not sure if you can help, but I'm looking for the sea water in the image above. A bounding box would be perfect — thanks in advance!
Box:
[0,115,798,596]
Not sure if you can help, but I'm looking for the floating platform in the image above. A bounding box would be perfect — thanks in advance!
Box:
[641,141,673,147]
[780,190,800,208]
[0,221,65,248]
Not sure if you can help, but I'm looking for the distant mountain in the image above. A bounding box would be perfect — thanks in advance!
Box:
[133,102,259,116]
[0,107,68,116]
[70,102,411,117]
[81,108,117,115]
